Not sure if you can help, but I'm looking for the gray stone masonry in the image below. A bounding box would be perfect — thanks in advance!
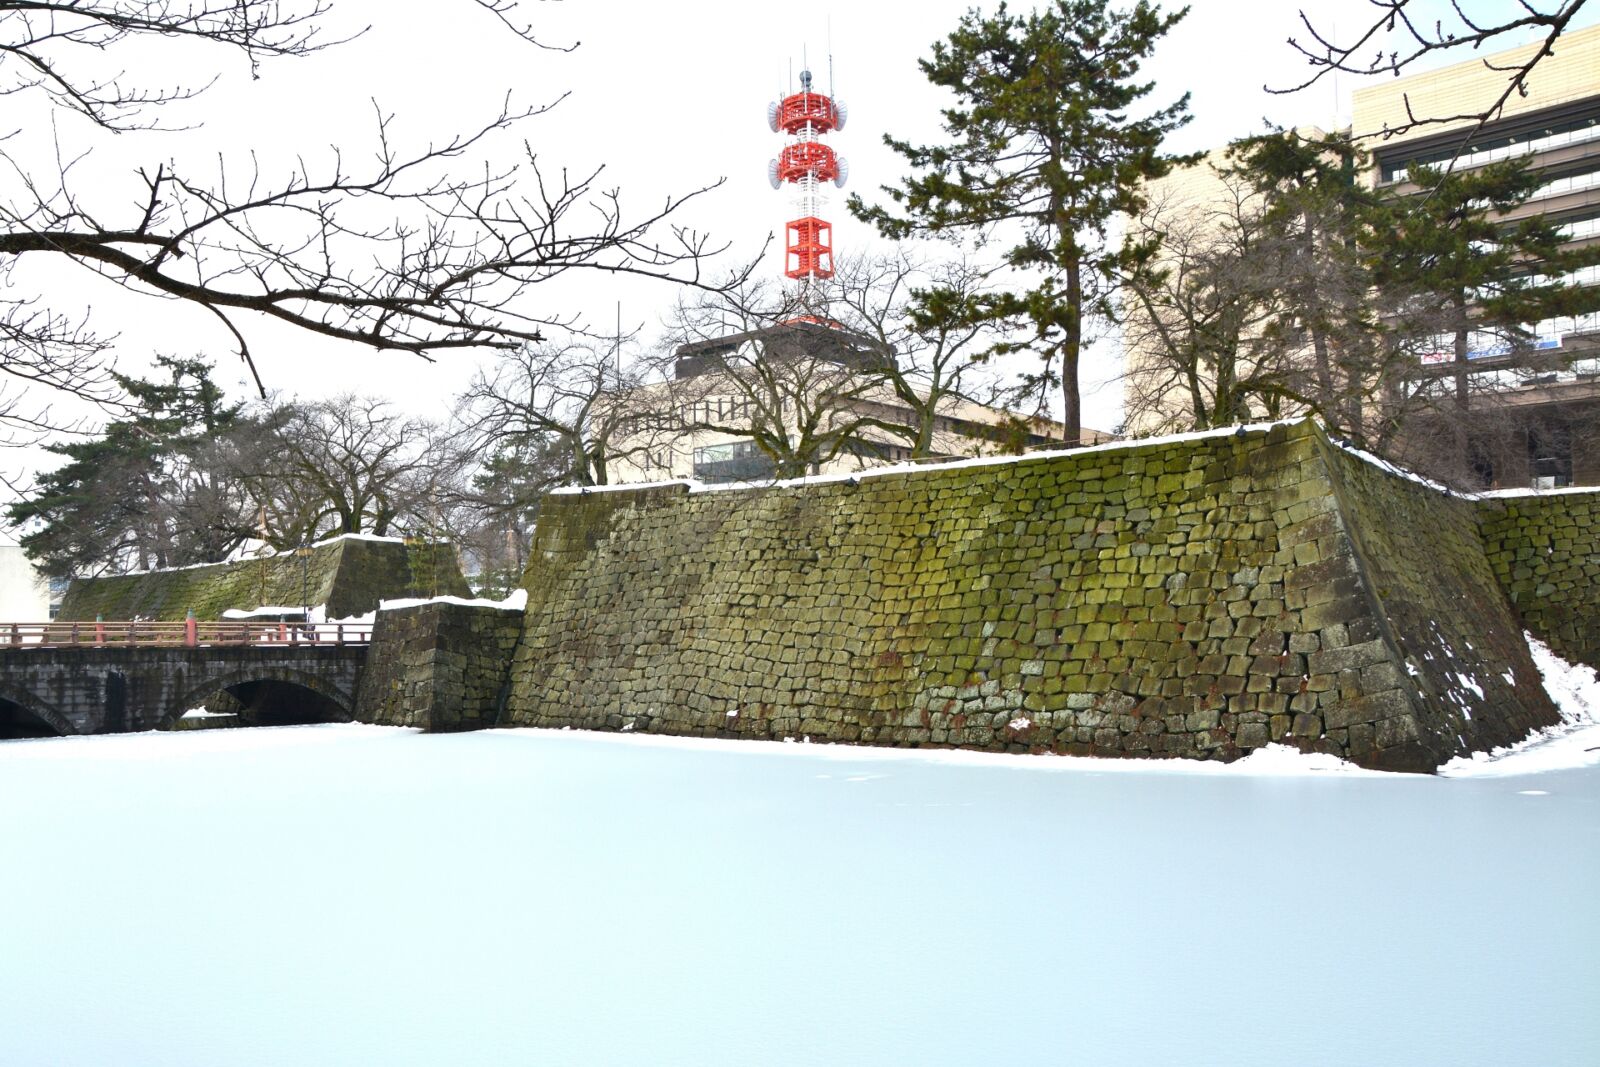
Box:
[1477,489,1600,672]
[353,603,523,731]
[496,420,1569,772]
[0,645,362,735]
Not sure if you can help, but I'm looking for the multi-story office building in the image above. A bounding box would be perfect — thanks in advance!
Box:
[1354,23,1600,486]
[1124,23,1600,486]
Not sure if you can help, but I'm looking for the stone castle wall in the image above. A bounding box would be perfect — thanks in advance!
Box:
[58,536,471,622]
[1316,441,1557,759]
[1476,490,1600,672]
[354,602,523,732]
[500,421,1563,771]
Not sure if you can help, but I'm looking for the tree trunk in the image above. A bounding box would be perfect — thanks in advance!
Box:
[1062,258,1083,447]
[915,409,936,458]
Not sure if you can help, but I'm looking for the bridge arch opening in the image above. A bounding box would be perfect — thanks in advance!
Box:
[0,696,65,739]
[211,678,351,727]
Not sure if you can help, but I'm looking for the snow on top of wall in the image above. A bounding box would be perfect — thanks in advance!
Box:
[1474,484,1600,500]
[107,532,418,578]
[108,556,242,578]
[1322,436,1460,494]
[549,419,1303,498]
[376,588,528,613]
[547,478,691,496]
[306,531,410,548]
[1325,435,1600,502]
[221,606,308,619]
[556,420,1595,504]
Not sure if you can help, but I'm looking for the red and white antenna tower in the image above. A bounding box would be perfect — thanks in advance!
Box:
[767,66,848,286]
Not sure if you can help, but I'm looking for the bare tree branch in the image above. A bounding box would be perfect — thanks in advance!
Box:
[1272,0,1589,145]
[0,1,746,437]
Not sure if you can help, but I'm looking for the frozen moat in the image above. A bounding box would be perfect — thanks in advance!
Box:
[1,718,1596,1066]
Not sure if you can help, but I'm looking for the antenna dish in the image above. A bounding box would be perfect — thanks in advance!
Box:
[834,157,849,188]
[766,101,780,133]
[835,101,848,131]
[767,159,781,190]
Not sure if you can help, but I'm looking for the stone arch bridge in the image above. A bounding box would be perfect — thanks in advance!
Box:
[0,644,366,738]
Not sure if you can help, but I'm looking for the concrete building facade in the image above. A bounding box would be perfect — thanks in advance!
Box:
[1123,24,1600,486]
[1354,24,1600,487]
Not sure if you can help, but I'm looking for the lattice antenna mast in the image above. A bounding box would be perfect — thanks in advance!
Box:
[767,62,849,299]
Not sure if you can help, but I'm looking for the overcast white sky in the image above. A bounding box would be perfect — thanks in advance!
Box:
[9,0,1594,467]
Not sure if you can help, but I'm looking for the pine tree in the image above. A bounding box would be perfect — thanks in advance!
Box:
[1374,158,1600,414]
[8,357,245,574]
[850,0,1194,444]
[1222,130,1391,442]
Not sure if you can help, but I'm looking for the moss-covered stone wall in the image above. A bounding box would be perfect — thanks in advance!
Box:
[354,602,523,731]
[503,421,1563,771]
[1477,490,1600,671]
[57,537,470,621]
[1316,440,1556,759]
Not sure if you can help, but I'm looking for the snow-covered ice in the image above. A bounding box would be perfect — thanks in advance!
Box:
[1,714,1596,1066]
[1,634,1597,1065]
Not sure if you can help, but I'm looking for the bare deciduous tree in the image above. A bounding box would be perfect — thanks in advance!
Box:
[231,395,436,545]
[456,340,656,489]
[428,432,565,595]
[0,1,738,439]
[661,274,908,480]
[826,251,1014,458]
[1123,136,1402,445]
[1120,180,1293,435]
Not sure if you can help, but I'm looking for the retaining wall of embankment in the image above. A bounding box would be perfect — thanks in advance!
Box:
[58,536,470,622]
[491,420,1569,772]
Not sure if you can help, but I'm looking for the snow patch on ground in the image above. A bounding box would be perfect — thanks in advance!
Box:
[1441,634,1600,778]
[178,707,230,719]
[3,718,1595,1066]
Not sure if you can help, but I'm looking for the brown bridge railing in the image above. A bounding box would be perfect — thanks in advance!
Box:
[2,620,373,649]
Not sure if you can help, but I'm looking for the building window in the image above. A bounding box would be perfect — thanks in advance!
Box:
[1528,424,1573,489]
[1380,114,1600,184]
[1535,165,1600,200]
[693,440,776,483]
[1558,212,1600,242]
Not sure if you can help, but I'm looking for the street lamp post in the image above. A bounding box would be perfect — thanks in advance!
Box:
[296,546,313,622]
